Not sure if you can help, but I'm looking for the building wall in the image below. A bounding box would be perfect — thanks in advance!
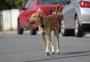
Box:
[0,9,20,31]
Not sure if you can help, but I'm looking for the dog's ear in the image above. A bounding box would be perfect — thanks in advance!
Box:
[29,13,38,24]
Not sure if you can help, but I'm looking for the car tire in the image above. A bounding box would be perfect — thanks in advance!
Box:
[17,21,24,35]
[29,24,37,35]
[75,17,84,37]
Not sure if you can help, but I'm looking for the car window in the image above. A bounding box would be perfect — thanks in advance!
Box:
[39,0,68,5]
[25,0,34,9]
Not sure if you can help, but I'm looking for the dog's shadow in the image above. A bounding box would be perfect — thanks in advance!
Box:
[25,50,90,62]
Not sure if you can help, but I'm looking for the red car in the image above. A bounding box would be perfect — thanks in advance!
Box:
[17,0,64,35]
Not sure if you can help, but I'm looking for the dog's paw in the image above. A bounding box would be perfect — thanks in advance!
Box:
[56,51,63,55]
[45,52,50,56]
[56,51,60,55]
[55,50,61,55]
[51,52,55,55]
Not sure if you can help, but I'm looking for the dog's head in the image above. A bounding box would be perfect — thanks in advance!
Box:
[30,12,45,35]
[30,8,44,23]
[30,13,41,23]
[30,12,46,27]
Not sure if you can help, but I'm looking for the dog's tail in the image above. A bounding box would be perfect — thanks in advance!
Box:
[55,4,63,26]
[55,4,63,15]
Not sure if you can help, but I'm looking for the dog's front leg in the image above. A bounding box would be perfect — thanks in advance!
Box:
[47,34,55,55]
[50,41,55,55]
[42,33,47,54]
[38,25,43,35]
[42,32,50,56]
[45,34,50,56]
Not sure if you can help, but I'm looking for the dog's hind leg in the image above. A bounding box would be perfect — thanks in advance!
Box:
[54,29,61,54]
[56,32,63,55]
[56,36,60,54]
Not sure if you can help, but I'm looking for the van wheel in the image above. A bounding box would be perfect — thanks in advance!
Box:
[61,20,70,36]
[30,28,37,35]
[29,24,37,35]
[75,18,84,37]
[17,21,24,35]
[61,20,75,36]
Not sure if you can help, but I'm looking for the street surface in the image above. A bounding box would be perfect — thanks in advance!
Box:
[0,31,90,62]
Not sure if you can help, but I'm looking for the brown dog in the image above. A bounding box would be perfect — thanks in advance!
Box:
[30,6,63,56]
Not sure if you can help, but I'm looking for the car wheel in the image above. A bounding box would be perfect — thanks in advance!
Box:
[17,21,24,35]
[61,20,66,36]
[29,24,37,35]
[61,20,74,36]
[75,18,84,37]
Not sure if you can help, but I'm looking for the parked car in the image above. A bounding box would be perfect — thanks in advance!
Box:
[61,0,90,37]
[17,0,64,35]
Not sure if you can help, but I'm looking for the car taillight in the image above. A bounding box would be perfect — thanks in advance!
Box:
[80,1,90,8]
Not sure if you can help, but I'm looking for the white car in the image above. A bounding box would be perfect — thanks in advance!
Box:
[61,0,90,37]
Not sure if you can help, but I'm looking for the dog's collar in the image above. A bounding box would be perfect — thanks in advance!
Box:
[42,23,48,29]
[44,23,48,29]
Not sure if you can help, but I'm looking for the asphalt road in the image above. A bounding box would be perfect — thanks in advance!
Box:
[0,31,90,62]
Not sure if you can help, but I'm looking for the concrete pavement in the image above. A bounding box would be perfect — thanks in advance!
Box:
[0,31,90,62]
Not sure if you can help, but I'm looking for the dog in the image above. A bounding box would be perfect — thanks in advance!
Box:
[29,5,63,56]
